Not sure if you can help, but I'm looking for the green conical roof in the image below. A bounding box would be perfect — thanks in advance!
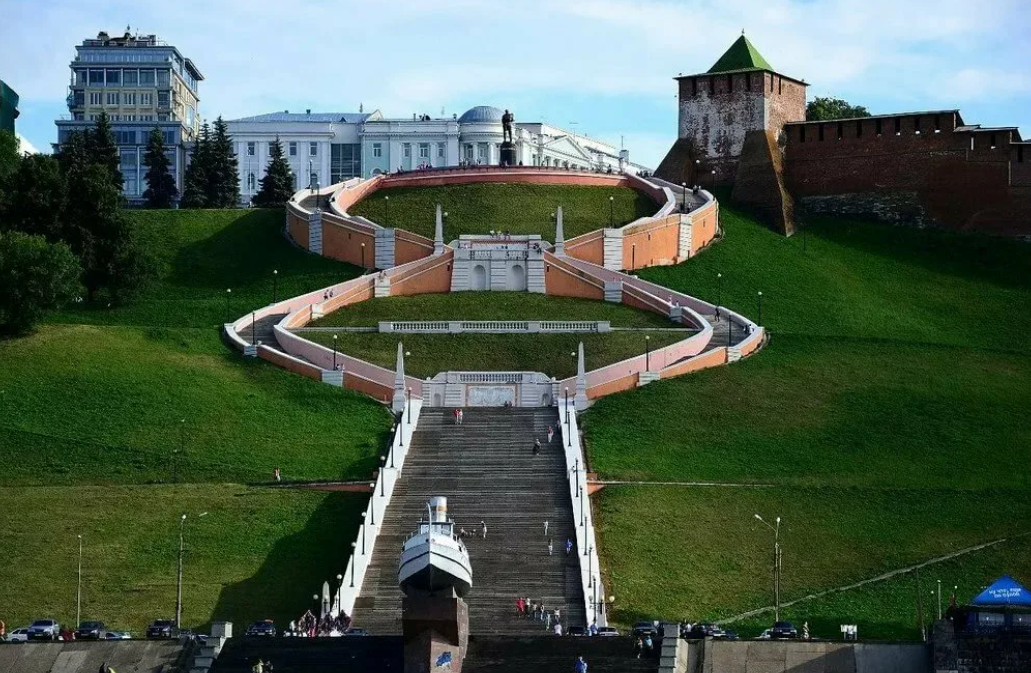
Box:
[707,34,773,74]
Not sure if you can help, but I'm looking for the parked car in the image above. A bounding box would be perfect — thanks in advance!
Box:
[769,621,798,640]
[566,626,588,637]
[700,623,727,639]
[757,629,772,640]
[722,629,740,641]
[597,626,620,637]
[27,619,60,640]
[74,621,106,640]
[6,627,30,643]
[145,619,179,639]
[343,628,368,636]
[631,621,658,639]
[245,620,277,637]
[104,631,132,640]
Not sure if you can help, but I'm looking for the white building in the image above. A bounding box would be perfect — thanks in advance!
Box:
[227,105,649,204]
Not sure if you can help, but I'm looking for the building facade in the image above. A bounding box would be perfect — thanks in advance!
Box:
[0,78,18,134]
[228,106,646,205]
[54,29,203,203]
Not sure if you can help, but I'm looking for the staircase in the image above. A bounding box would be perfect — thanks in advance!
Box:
[352,408,586,635]
[463,636,660,673]
[236,313,288,346]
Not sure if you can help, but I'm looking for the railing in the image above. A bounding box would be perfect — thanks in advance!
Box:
[456,372,526,383]
[379,321,611,334]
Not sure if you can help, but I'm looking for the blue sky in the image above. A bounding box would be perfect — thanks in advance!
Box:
[2,0,1029,167]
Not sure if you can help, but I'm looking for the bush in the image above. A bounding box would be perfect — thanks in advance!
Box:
[0,230,82,335]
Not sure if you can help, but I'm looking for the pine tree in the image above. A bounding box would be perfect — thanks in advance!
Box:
[180,122,210,208]
[90,110,123,192]
[206,116,239,208]
[254,136,295,207]
[142,127,179,208]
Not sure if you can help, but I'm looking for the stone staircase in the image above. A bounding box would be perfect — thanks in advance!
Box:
[236,312,288,346]
[209,636,403,672]
[352,407,586,635]
[463,636,660,673]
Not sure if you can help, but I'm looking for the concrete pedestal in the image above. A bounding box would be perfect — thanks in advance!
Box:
[403,595,469,673]
[499,141,517,167]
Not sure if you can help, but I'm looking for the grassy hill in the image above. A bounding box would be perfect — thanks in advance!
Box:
[348,183,656,240]
[0,209,388,633]
[586,206,1031,638]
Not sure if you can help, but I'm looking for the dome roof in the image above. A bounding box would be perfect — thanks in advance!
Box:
[458,105,504,123]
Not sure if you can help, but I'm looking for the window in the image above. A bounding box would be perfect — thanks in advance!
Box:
[120,149,138,195]
[122,92,136,105]
[477,143,487,160]
[139,70,155,86]
[106,92,119,105]
[115,130,136,144]
[330,143,361,182]
[418,143,429,159]
[402,143,411,158]
[310,172,318,189]
[269,141,276,154]
[106,69,121,85]
[124,115,135,121]
[372,143,382,158]
[158,113,169,122]
[75,69,87,86]
[163,130,176,145]
[89,114,99,121]
[123,69,138,86]
[247,142,255,156]
[309,142,318,157]
[157,69,170,87]
[437,143,445,158]
[89,92,102,105]
[247,173,256,190]
[289,142,297,157]
[73,112,84,121]
[157,91,170,108]
[140,92,153,106]
[89,69,104,85]
[140,115,153,122]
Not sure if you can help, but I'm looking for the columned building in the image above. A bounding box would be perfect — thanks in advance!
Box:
[53,29,203,203]
[228,105,648,204]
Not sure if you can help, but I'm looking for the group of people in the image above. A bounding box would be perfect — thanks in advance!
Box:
[515,597,564,634]
[250,660,274,672]
[283,609,352,638]
[452,408,464,425]
[532,425,557,455]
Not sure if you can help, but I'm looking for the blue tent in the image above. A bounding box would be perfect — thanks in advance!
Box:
[970,575,1031,607]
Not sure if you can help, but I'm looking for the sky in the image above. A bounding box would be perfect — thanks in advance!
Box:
[2,0,1029,167]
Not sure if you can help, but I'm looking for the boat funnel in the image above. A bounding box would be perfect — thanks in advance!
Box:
[429,496,448,523]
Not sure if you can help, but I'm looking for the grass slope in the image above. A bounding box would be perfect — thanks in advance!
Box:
[585,207,1031,636]
[307,331,684,380]
[310,292,676,329]
[349,183,656,239]
[0,209,386,632]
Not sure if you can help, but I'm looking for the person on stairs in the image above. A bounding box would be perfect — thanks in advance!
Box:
[548,539,553,555]
[533,438,541,455]
[574,655,588,673]
[480,521,487,539]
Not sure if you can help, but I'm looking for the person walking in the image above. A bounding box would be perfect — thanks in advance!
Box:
[453,409,460,425]
[543,520,549,536]
[548,539,554,556]
[458,409,464,425]
[516,597,525,616]
[533,438,541,455]
[554,621,563,636]
[574,655,588,673]
[481,521,487,539]
[273,467,281,483]
[547,425,554,443]
[566,538,573,555]
[544,610,552,630]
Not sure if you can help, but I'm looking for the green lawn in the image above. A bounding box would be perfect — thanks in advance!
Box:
[0,208,387,633]
[310,292,677,329]
[0,484,367,634]
[586,205,1031,636]
[348,183,657,239]
[306,331,684,380]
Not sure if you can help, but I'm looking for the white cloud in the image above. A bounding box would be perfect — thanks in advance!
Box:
[16,133,39,155]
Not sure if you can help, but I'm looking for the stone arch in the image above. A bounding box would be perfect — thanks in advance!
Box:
[508,263,526,291]
[472,264,488,291]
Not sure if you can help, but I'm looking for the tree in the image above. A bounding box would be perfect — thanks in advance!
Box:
[180,122,210,208]
[1,154,67,240]
[62,163,127,301]
[0,230,82,336]
[806,97,871,122]
[142,127,179,208]
[0,130,21,226]
[56,129,93,176]
[254,136,295,207]
[89,110,123,192]
[206,116,239,208]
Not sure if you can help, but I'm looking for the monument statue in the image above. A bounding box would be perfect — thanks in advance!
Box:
[502,109,514,143]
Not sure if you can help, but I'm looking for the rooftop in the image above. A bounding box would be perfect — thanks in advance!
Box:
[230,111,379,124]
[708,34,773,74]
[786,109,963,126]
[459,105,504,123]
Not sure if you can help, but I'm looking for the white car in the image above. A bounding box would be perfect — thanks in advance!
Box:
[6,627,30,643]
[27,619,60,640]
[104,631,132,640]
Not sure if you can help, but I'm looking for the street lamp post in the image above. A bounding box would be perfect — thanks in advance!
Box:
[711,169,716,194]
[681,182,687,212]
[631,243,636,271]
[361,517,367,555]
[754,514,782,622]
[757,291,763,325]
[407,387,412,424]
[225,288,232,323]
[694,159,700,187]
[251,311,256,345]
[361,242,366,269]
[608,195,614,227]
[384,195,390,225]
[332,334,338,370]
[937,580,942,620]
[575,458,580,497]
[716,272,722,308]
[564,387,570,425]
[379,460,386,497]
[588,546,594,586]
[645,335,651,371]
[389,426,396,468]
[350,542,357,587]
[272,269,279,304]
[313,593,320,618]
[76,535,82,626]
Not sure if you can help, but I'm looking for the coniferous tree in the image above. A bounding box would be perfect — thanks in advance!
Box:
[1,154,67,239]
[56,130,93,177]
[142,127,179,208]
[254,136,295,207]
[180,122,210,208]
[90,110,123,192]
[206,116,239,208]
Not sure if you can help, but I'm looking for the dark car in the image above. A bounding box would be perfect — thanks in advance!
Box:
[146,619,179,639]
[597,626,620,637]
[344,627,368,636]
[245,620,277,637]
[769,621,798,640]
[567,626,588,637]
[632,621,658,639]
[74,621,106,640]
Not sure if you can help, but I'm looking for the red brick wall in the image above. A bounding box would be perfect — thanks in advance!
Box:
[395,230,434,265]
[622,216,680,270]
[544,254,605,300]
[565,231,605,266]
[322,220,376,267]
[390,254,453,296]
[287,211,309,248]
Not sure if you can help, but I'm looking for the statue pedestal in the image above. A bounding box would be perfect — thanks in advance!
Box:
[499,141,517,167]
[403,595,469,672]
